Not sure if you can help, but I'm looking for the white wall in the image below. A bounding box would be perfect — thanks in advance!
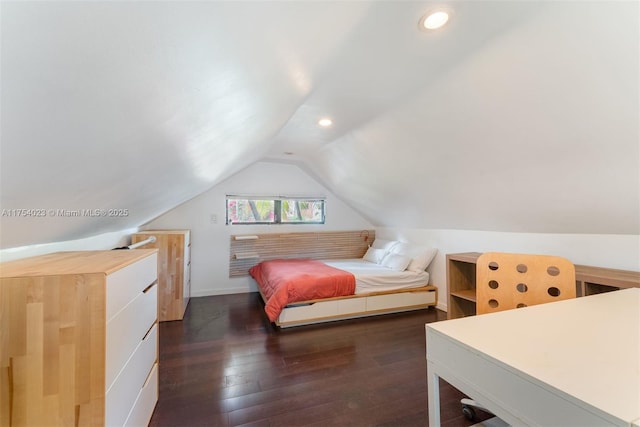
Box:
[143,161,374,296]
[377,227,640,310]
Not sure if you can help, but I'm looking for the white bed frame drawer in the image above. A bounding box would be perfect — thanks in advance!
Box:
[337,297,367,314]
[279,300,339,323]
[278,297,370,323]
[367,289,435,311]
[124,362,159,427]
[106,323,158,427]
[106,252,158,321]
[106,283,157,390]
[275,287,437,328]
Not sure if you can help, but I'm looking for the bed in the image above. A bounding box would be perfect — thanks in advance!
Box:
[249,239,438,327]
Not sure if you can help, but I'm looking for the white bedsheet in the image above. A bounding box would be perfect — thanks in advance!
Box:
[323,259,430,294]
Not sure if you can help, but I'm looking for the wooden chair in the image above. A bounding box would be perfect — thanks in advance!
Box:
[476,252,576,315]
[461,252,577,421]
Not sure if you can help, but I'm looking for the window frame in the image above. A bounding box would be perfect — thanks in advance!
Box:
[226,195,326,225]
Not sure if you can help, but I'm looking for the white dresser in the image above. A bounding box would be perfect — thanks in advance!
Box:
[0,249,159,426]
[132,230,191,321]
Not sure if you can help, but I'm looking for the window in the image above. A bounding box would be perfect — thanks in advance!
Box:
[226,196,325,225]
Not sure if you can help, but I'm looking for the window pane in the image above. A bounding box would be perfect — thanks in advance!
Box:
[281,199,325,223]
[227,199,275,224]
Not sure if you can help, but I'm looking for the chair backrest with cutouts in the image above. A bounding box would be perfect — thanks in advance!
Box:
[476,252,576,315]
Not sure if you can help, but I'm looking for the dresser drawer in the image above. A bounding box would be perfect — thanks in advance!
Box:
[106,252,158,321]
[106,323,158,427]
[124,362,159,427]
[106,283,157,390]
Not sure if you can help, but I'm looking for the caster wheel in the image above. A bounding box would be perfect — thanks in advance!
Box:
[462,404,476,421]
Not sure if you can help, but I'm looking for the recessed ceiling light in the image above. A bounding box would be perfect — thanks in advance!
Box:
[419,10,450,31]
[318,118,332,127]
[284,151,294,155]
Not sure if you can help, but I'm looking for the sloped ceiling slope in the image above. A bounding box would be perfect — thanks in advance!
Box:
[0,1,369,248]
[294,1,639,234]
[0,1,638,250]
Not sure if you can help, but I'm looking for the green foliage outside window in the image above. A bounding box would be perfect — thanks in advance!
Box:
[226,197,325,225]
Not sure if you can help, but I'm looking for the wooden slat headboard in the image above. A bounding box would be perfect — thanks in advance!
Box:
[229,229,375,277]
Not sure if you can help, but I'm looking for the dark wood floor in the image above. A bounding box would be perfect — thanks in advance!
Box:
[149,293,491,427]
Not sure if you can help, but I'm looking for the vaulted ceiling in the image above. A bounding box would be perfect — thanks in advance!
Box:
[1,1,638,249]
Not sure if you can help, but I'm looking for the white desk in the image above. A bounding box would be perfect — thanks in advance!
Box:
[426,288,640,426]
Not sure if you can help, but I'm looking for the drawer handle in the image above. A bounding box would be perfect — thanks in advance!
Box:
[143,281,157,294]
[142,322,156,340]
[8,358,14,425]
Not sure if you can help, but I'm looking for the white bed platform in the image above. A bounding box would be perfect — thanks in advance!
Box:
[259,285,437,328]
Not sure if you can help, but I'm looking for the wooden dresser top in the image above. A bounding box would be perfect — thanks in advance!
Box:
[0,249,158,277]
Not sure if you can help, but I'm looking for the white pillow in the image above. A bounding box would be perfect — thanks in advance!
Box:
[363,247,385,264]
[407,248,438,272]
[389,243,437,272]
[381,253,412,271]
[371,238,399,253]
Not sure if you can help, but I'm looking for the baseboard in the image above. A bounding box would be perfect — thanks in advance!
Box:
[191,287,252,297]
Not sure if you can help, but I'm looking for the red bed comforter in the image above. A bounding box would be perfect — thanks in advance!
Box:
[249,259,356,321]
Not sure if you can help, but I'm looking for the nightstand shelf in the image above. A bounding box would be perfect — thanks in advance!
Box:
[449,289,477,301]
[446,252,481,319]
